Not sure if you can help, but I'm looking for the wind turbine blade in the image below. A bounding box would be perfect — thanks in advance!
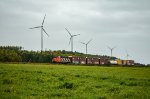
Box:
[65,28,72,36]
[42,14,46,26]
[29,26,41,29]
[80,42,86,45]
[73,34,80,37]
[112,46,116,50]
[42,28,49,37]
[107,46,111,50]
[87,39,92,44]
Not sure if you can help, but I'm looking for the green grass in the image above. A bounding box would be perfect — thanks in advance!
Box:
[0,63,150,99]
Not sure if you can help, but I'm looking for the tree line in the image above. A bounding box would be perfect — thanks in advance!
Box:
[0,46,110,63]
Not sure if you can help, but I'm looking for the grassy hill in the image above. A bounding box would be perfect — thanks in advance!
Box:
[0,63,150,98]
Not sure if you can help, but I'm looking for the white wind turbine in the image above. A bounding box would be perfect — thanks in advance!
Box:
[29,14,49,52]
[65,28,80,52]
[80,39,92,55]
[107,46,116,57]
[126,51,131,60]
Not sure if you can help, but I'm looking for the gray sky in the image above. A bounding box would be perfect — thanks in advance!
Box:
[0,0,150,64]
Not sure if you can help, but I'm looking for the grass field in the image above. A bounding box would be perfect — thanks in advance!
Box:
[0,63,150,99]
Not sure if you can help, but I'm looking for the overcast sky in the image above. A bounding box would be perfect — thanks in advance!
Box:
[0,0,150,64]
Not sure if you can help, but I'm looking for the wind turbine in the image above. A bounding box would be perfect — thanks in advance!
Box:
[126,51,130,60]
[80,39,92,55]
[29,14,49,52]
[65,28,80,52]
[107,46,116,57]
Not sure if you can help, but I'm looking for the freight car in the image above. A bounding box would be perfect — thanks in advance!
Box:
[79,57,86,64]
[52,56,109,65]
[126,60,134,65]
[68,56,80,64]
[52,56,134,66]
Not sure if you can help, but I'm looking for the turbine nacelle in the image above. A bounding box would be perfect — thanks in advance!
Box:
[80,39,92,45]
[107,46,116,50]
[72,34,80,37]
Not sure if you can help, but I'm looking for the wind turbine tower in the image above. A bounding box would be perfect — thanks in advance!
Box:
[65,28,80,52]
[80,39,92,55]
[126,51,130,60]
[107,46,116,57]
[29,14,49,52]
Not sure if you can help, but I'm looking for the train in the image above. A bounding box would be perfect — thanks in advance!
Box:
[52,56,134,66]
